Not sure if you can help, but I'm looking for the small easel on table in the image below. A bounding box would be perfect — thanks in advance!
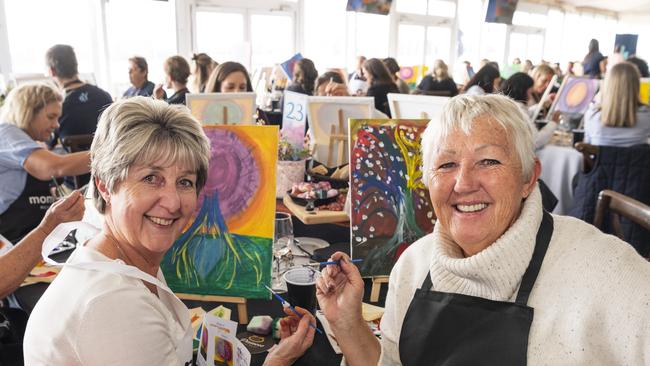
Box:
[176,293,249,324]
[369,276,390,303]
[326,109,347,167]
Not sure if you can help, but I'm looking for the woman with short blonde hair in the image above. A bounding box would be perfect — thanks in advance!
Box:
[0,83,90,243]
[584,62,650,146]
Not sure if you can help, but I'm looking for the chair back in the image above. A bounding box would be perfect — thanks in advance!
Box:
[594,189,650,256]
[61,134,94,188]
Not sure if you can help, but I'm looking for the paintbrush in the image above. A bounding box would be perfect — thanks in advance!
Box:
[304,259,363,267]
[263,285,323,334]
[50,176,65,198]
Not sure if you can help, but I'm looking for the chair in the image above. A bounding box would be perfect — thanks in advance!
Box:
[61,134,94,188]
[574,142,598,173]
[594,190,650,254]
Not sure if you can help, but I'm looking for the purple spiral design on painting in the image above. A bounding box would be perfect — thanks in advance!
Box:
[200,129,260,220]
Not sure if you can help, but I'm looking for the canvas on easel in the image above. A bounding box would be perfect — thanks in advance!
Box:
[161,125,278,300]
[349,119,435,277]
[640,78,650,105]
[387,93,449,121]
[186,93,257,125]
[548,76,599,116]
[306,96,374,167]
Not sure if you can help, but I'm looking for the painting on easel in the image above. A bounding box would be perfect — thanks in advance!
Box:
[186,93,257,125]
[349,119,435,277]
[306,96,374,167]
[387,93,449,121]
[161,125,278,298]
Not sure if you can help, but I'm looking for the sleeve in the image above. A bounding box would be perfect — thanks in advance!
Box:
[447,80,459,97]
[417,77,430,91]
[534,121,558,150]
[0,127,42,169]
[74,289,186,366]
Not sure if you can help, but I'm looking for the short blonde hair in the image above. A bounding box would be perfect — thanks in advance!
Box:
[91,97,211,213]
[600,62,640,127]
[1,83,63,130]
[531,64,554,81]
[421,94,536,183]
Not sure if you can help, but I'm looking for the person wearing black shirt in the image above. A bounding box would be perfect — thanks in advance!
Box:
[154,55,190,105]
[363,58,399,117]
[417,59,458,97]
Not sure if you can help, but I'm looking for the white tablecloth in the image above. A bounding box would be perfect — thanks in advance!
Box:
[537,145,583,215]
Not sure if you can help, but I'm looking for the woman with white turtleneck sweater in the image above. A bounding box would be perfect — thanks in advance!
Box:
[315,94,650,365]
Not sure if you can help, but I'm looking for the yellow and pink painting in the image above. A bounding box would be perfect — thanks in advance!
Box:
[162,125,278,298]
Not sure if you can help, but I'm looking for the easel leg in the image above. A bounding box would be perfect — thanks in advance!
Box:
[370,276,389,303]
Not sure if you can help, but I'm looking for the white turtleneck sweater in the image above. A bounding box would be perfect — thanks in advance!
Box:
[379,187,650,365]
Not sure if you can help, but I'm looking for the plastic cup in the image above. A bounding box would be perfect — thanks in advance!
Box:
[283,267,320,314]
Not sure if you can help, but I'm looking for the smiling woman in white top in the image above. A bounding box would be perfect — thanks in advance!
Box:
[584,61,650,147]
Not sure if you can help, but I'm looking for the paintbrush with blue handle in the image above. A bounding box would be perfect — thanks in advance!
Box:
[263,285,323,334]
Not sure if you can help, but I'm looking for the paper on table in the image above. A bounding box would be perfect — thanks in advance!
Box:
[0,234,13,256]
[362,302,385,322]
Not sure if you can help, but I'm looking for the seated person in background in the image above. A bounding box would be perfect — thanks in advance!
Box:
[382,58,410,94]
[585,62,650,147]
[627,56,650,78]
[0,191,84,366]
[348,55,369,96]
[286,58,319,96]
[0,84,90,243]
[317,94,650,366]
[363,58,399,117]
[417,59,458,97]
[204,61,270,123]
[461,64,500,95]
[122,56,155,98]
[46,44,111,188]
[315,71,347,96]
[500,72,557,149]
[24,97,315,365]
[190,52,217,93]
[154,55,191,105]
[529,64,555,107]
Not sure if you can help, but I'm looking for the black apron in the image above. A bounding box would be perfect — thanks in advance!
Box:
[0,173,53,243]
[399,211,554,366]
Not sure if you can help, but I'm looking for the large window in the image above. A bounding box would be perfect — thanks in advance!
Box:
[195,9,247,65]
[5,0,95,75]
[105,0,177,96]
[303,0,348,69]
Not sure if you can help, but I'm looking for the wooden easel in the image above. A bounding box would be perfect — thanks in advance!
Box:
[369,276,389,303]
[176,293,249,324]
[326,109,347,167]
[222,106,228,125]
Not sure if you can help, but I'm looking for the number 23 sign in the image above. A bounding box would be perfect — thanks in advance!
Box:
[281,90,308,148]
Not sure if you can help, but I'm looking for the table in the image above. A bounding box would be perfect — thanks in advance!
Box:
[537,144,583,215]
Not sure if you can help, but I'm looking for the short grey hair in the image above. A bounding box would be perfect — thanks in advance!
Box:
[421,94,536,183]
[91,97,211,213]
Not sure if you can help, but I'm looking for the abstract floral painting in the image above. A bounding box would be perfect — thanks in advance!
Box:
[349,119,435,277]
[552,76,599,115]
[186,93,256,125]
[162,125,278,298]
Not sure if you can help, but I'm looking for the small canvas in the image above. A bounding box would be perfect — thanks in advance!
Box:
[349,119,435,277]
[614,34,638,58]
[549,76,599,115]
[346,0,392,15]
[306,96,374,167]
[281,90,309,149]
[387,93,449,121]
[280,53,304,81]
[485,0,518,25]
[162,125,278,299]
[186,93,257,125]
[399,65,429,89]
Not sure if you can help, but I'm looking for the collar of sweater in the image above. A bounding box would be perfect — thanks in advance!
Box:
[429,186,543,301]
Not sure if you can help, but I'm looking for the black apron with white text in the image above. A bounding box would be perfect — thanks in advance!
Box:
[398,211,554,366]
[0,173,52,243]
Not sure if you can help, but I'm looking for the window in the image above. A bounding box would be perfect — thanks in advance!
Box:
[195,10,247,66]
[304,0,348,69]
[397,24,426,66]
[346,11,390,70]
[250,13,294,71]
[5,0,95,75]
[425,26,452,66]
[105,0,177,96]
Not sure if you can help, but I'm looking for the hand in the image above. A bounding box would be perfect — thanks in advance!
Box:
[153,84,165,100]
[264,307,315,366]
[325,81,349,97]
[316,252,365,330]
[37,190,85,235]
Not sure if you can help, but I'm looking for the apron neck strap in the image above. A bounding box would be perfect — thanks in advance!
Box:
[515,210,554,305]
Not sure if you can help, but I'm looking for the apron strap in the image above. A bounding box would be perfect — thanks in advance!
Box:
[420,271,434,291]
[515,210,554,305]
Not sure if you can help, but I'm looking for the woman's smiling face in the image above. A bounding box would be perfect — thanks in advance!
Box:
[427,116,538,256]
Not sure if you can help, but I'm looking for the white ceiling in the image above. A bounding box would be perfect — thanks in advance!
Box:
[553,0,650,14]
